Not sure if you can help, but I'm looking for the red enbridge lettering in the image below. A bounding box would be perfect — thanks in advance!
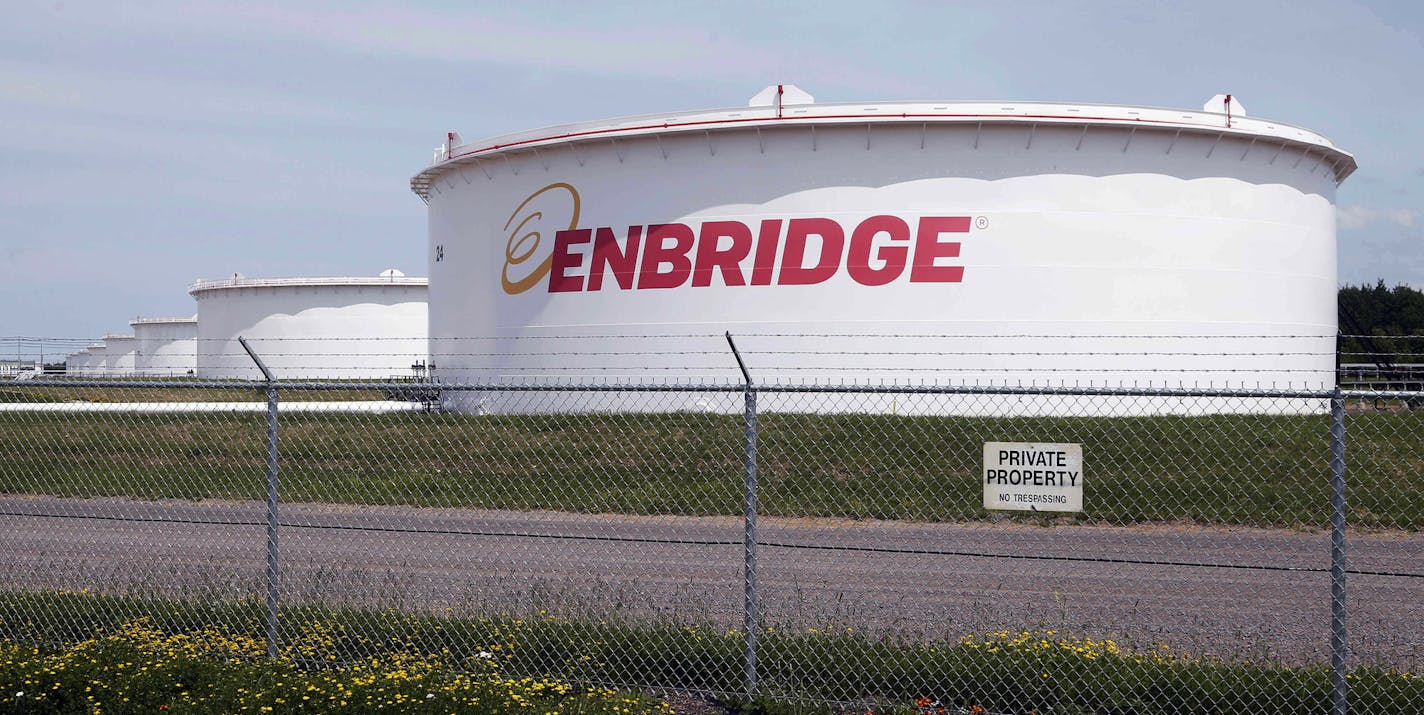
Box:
[910,216,969,283]
[542,215,970,293]
[638,223,695,290]
[847,215,911,286]
[693,221,753,287]
[588,226,641,291]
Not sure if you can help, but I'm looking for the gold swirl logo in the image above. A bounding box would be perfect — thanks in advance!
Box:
[501,182,581,295]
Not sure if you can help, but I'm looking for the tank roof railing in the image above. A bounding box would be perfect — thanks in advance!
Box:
[189,276,429,295]
[412,99,1357,201]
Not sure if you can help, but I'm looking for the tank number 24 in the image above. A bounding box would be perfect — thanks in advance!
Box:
[435,245,444,262]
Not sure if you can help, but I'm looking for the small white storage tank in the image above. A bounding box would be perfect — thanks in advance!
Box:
[102,335,138,377]
[84,343,108,377]
[415,88,1355,413]
[131,316,198,376]
[65,350,89,376]
[190,271,429,380]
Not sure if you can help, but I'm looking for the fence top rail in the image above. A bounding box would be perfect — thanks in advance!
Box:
[12,378,1350,399]
[1340,389,1424,400]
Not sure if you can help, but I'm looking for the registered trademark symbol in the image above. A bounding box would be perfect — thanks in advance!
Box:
[975,216,988,230]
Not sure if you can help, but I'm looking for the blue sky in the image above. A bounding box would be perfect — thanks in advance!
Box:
[2,0,1421,342]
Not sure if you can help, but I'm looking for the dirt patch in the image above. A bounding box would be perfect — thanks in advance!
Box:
[660,690,739,715]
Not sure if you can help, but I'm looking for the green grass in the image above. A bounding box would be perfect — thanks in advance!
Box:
[2,410,1421,528]
[2,591,1420,715]
[2,407,1424,529]
[0,388,60,405]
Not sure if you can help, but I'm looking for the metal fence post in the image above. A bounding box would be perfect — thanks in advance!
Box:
[726,332,759,700]
[240,336,281,659]
[1329,389,1348,715]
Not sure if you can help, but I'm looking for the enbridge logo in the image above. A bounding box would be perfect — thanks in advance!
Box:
[501,182,581,294]
[501,182,971,295]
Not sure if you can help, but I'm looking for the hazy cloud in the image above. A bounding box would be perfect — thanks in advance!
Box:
[1338,205,1420,231]
[37,1,925,97]
[0,60,350,126]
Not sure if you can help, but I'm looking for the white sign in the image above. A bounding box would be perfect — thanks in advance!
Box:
[983,442,1084,512]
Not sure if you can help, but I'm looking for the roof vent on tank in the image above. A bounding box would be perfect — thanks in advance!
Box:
[748,84,815,107]
[1203,94,1246,116]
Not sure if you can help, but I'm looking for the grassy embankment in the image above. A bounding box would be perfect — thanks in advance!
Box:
[1,409,1420,529]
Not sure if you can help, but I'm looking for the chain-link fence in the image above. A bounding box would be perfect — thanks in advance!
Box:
[1,339,1421,714]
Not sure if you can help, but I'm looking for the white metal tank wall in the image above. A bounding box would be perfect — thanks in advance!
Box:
[65,350,88,376]
[85,344,108,377]
[131,317,198,376]
[418,97,1354,414]
[191,276,428,380]
[103,335,137,377]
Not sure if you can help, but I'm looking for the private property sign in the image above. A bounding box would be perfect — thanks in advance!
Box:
[983,442,1084,512]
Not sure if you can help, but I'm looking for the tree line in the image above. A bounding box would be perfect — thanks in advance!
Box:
[1338,281,1424,363]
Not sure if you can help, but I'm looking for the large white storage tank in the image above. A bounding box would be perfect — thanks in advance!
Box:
[131,316,198,376]
[414,88,1355,413]
[191,272,429,380]
[102,335,137,377]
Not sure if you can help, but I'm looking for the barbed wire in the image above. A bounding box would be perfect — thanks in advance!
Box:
[12,333,1424,346]
[83,363,1339,373]
[82,348,1348,358]
[22,333,1424,343]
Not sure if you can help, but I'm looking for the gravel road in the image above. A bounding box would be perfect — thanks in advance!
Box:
[1,496,1419,669]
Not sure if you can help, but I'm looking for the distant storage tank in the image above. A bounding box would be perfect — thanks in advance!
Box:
[102,335,137,377]
[190,272,429,380]
[131,316,198,377]
[414,87,1355,413]
[65,350,90,376]
[85,343,108,377]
